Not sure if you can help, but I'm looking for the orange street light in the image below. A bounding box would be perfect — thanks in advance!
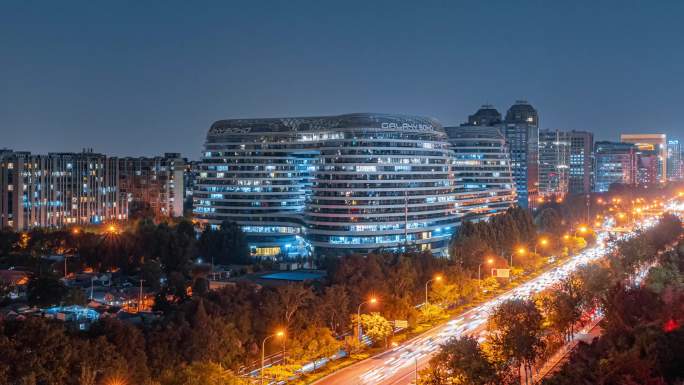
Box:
[578,226,588,234]
[105,378,127,385]
[72,228,80,235]
[358,297,378,341]
[478,258,494,286]
[425,274,444,304]
[534,238,548,255]
[563,234,570,240]
[261,330,286,385]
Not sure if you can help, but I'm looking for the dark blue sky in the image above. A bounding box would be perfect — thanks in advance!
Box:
[2,1,684,159]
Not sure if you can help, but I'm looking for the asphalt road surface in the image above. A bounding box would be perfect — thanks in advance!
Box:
[315,217,657,385]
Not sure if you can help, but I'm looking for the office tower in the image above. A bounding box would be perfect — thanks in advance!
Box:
[0,150,126,230]
[444,125,516,220]
[538,129,569,200]
[567,131,594,194]
[504,100,539,208]
[194,113,460,258]
[467,104,502,126]
[594,141,637,192]
[667,139,682,181]
[619,134,667,183]
[118,153,185,218]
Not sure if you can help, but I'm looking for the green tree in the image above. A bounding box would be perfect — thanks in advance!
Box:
[536,207,564,236]
[359,312,393,346]
[27,273,68,307]
[176,362,239,385]
[485,299,544,385]
[422,336,498,385]
[419,303,446,323]
[288,326,342,370]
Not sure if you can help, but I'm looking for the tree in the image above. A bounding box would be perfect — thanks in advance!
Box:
[264,283,314,330]
[419,303,446,323]
[536,208,564,236]
[358,312,393,346]
[485,299,544,385]
[422,336,498,385]
[198,221,250,265]
[575,262,612,312]
[430,282,461,308]
[288,326,342,369]
[317,284,350,334]
[175,362,239,385]
[141,258,163,291]
[27,273,68,307]
[63,287,87,306]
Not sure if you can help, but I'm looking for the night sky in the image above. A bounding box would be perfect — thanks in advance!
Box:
[2,1,684,159]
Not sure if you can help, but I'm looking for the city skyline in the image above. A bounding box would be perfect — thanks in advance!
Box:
[3,1,684,158]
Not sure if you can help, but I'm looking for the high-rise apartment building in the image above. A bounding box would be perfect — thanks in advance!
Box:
[594,141,637,192]
[538,129,569,199]
[667,139,682,181]
[0,150,126,230]
[444,125,517,220]
[504,101,539,208]
[567,131,594,194]
[619,134,667,184]
[118,153,185,218]
[194,113,461,258]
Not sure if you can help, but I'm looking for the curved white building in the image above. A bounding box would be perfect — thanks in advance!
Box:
[444,125,517,221]
[194,113,459,258]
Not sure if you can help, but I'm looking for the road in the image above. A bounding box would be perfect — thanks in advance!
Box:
[315,217,659,385]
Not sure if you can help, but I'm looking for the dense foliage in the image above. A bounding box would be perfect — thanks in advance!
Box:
[421,214,684,385]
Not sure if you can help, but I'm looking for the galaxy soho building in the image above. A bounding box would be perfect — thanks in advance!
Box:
[194,113,515,259]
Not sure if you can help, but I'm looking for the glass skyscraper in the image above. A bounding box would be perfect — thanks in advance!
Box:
[504,101,539,208]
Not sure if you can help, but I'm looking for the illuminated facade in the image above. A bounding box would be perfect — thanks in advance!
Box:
[194,113,460,258]
[594,141,637,192]
[118,153,185,218]
[667,139,682,181]
[0,150,126,230]
[504,101,539,208]
[444,125,516,221]
[567,131,594,194]
[538,129,569,199]
[619,133,667,183]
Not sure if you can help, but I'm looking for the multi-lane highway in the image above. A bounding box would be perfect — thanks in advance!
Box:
[316,216,659,385]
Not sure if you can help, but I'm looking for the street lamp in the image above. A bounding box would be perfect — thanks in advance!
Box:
[357,297,378,342]
[425,274,443,305]
[106,224,119,235]
[261,329,286,385]
[478,258,494,287]
[534,238,548,255]
[512,247,526,267]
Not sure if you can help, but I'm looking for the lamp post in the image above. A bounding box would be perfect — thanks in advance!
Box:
[478,258,494,288]
[357,297,378,342]
[261,330,285,385]
[63,255,72,279]
[534,238,548,255]
[424,275,443,305]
